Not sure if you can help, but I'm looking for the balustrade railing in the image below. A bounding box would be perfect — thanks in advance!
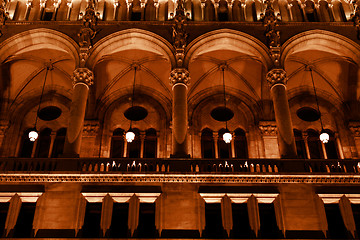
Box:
[0,157,359,174]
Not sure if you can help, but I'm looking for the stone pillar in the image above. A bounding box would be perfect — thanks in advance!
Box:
[259,121,280,158]
[170,69,190,158]
[80,120,99,157]
[63,68,94,157]
[266,69,297,158]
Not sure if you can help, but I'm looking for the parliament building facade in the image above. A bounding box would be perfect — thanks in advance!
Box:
[0,0,360,238]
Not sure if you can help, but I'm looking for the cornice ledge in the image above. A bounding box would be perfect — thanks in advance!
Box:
[0,173,359,184]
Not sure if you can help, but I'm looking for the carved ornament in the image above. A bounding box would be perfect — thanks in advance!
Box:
[259,122,277,136]
[349,122,360,137]
[72,68,94,87]
[172,0,188,67]
[352,4,360,40]
[0,173,360,184]
[266,68,287,87]
[83,121,100,136]
[262,0,281,48]
[170,68,190,86]
[78,0,97,48]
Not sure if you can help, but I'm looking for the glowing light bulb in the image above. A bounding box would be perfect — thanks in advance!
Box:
[28,130,38,142]
[126,130,135,143]
[320,131,329,144]
[223,131,232,143]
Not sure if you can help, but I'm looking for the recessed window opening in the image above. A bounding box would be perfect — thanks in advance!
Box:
[203,203,226,238]
[13,202,36,238]
[108,203,129,238]
[258,203,282,238]
[231,203,252,238]
[81,202,102,238]
[135,203,158,238]
[324,204,348,239]
[111,128,125,158]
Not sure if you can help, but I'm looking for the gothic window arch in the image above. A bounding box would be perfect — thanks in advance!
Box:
[304,0,317,22]
[218,0,229,21]
[234,128,248,159]
[111,128,125,158]
[201,128,215,158]
[145,0,157,20]
[204,0,215,21]
[318,0,334,22]
[232,0,245,21]
[289,0,304,21]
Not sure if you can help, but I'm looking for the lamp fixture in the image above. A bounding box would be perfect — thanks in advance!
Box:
[309,67,329,144]
[126,66,138,143]
[221,66,232,143]
[29,66,49,141]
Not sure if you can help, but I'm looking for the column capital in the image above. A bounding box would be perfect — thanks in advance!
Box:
[259,121,277,136]
[170,68,190,86]
[72,68,94,87]
[266,68,287,88]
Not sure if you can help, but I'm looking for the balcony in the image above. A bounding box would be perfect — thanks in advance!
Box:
[0,157,359,174]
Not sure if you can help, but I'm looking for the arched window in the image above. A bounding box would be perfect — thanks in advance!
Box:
[304,0,317,22]
[218,0,229,21]
[232,0,245,21]
[111,128,125,158]
[201,128,215,158]
[127,128,141,158]
[131,0,142,20]
[318,0,334,22]
[307,129,323,159]
[234,128,248,159]
[35,128,52,158]
[218,128,231,159]
[145,0,157,20]
[289,0,304,21]
[51,128,66,158]
[324,130,339,159]
[204,0,215,21]
[294,129,306,159]
[19,129,35,158]
[144,128,157,158]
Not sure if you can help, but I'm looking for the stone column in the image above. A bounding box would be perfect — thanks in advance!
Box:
[170,68,190,158]
[266,69,297,158]
[63,68,94,157]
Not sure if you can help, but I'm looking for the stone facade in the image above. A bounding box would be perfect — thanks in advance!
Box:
[0,0,359,238]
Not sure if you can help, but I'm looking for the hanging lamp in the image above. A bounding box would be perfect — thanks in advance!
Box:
[309,67,329,144]
[126,66,138,143]
[29,66,49,141]
[221,66,232,143]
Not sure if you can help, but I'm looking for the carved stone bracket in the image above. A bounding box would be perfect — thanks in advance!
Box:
[170,68,190,86]
[172,0,188,67]
[352,4,360,40]
[349,122,360,137]
[0,0,8,37]
[72,68,94,87]
[259,121,277,136]
[270,47,281,68]
[83,120,100,137]
[262,0,281,48]
[78,0,97,49]
[266,68,287,88]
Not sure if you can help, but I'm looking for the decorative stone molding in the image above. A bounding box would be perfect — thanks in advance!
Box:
[0,122,8,135]
[169,68,190,86]
[352,4,360,40]
[82,120,99,136]
[266,68,287,88]
[1,173,360,184]
[172,0,187,67]
[78,0,97,48]
[349,122,360,137]
[262,0,281,48]
[72,68,94,87]
[259,121,277,136]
